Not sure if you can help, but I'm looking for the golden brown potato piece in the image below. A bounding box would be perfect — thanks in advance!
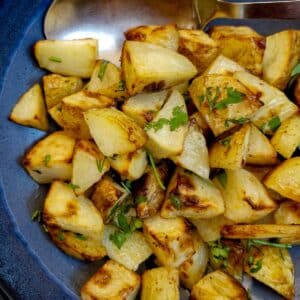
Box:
[141,267,179,300]
[189,112,210,136]
[48,103,65,127]
[274,201,300,225]
[161,168,224,219]
[125,24,179,50]
[71,140,110,195]
[178,29,220,74]
[271,113,300,159]
[34,39,97,78]
[213,168,276,223]
[122,41,197,95]
[293,76,300,107]
[43,74,83,109]
[84,108,147,157]
[244,245,294,299]
[263,29,300,90]
[209,124,251,169]
[264,157,300,202]
[134,163,168,219]
[9,83,49,131]
[23,131,75,184]
[210,26,265,76]
[189,74,262,136]
[86,60,128,99]
[190,270,248,300]
[91,176,129,223]
[143,215,194,267]
[48,226,106,261]
[244,165,273,181]
[81,260,140,300]
[246,124,278,165]
[179,232,208,289]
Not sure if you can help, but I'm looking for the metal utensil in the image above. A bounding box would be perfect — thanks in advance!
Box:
[44,0,300,63]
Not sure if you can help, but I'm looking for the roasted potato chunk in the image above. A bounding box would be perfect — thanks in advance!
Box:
[161,168,224,219]
[91,176,129,223]
[214,168,276,223]
[210,26,265,76]
[122,90,168,127]
[48,226,106,261]
[109,149,148,181]
[71,140,110,195]
[86,60,128,99]
[23,131,75,183]
[244,245,294,299]
[274,201,300,225]
[171,119,209,178]
[145,90,189,158]
[125,24,179,50]
[143,215,194,267]
[209,124,251,169]
[43,181,104,239]
[43,74,83,109]
[122,41,197,95]
[84,108,147,157]
[178,29,220,74]
[264,157,300,202]
[102,225,152,271]
[190,270,248,300]
[9,83,49,131]
[271,113,300,159]
[179,232,208,289]
[134,163,169,219]
[34,39,97,78]
[293,76,300,107]
[263,29,300,90]
[81,260,140,300]
[48,103,65,127]
[233,71,298,134]
[189,74,262,136]
[141,267,179,300]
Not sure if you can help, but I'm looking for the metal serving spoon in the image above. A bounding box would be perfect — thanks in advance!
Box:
[44,0,300,64]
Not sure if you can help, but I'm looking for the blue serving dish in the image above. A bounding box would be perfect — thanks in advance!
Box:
[0,1,299,299]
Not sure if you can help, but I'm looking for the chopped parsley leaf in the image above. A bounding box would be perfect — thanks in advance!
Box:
[249,258,262,273]
[98,60,109,80]
[31,210,41,222]
[224,117,250,128]
[68,183,80,190]
[57,231,65,241]
[96,158,106,173]
[49,56,62,63]
[208,240,230,268]
[74,233,87,241]
[109,230,130,249]
[170,194,182,209]
[148,152,165,190]
[43,154,51,166]
[214,87,245,110]
[219,137,231,147]
[115,80,125,92]
[135,195,147,205]
[216,170,227,189]
[260,116,281,133]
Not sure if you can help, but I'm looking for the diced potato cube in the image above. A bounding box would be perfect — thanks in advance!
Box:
[264,157,300,202]
[244,165,273,181]
[43,181,103,239]
[125,24,179,50]
[84,108,147,157]
[91,176,129,223]
[81,260,140,300]
[141,267,179,300]
[23,131,75,183]
[189,112,210,136]
[214,168,276,223]
[71,140,110,195]
[161,168,224,219]
[263,30,300,90]
[86,60,128,99]
[34,39,97,78]
[145,90,188,158]
[189,74,262,136]
[246,124,278,165]
[210,26,265,76]
[209,124,251,169]
[43,74,83,109]
[109,149,148,181]
[9,83,48,131]
[47,226,106,261]
[143,215,194,267]
[178,29,220,74]
[271,113,300,159]
[171,119,209,178]
[274,201,300,225]
[122,90,168,127]
[179,232,208,289]
[190,270,248,300]
[244,246,294,299]
[122,41,197,95]
[102,225,152,271]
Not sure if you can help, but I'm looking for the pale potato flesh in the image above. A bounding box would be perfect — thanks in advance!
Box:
[274,201,300,225]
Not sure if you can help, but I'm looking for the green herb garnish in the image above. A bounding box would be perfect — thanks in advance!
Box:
[98,60,109,80]
[109,230,130,249]
[208,240,230,268]
[33,169,42,174]
[199,87,221,111]
[96,158,106,173]
[260,116,281,133]
[288,62,300,88]
[248,239,292,249]
[224,117,250,128]
[68,183,80,190]
[49,56,62,63]
[214,87,245,110]
[216,170,227,189]
[170,194,182,209]
[43,154,51,166]
[42,224,49,232]
[31,210,41,222]
[148,152,165,190]
[120,181,132,194]
[219,137,231,147]
[74,233,87,241]
[115,80,125,92]
[57,231,65,241]
[135,195,147,205]
[249,259,262,273]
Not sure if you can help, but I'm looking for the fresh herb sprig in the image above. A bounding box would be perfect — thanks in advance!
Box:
[147,152,165,190]
[260,116,281,133]
[169,194,182,209]
[98,60,109,80]
[208,240,230,268]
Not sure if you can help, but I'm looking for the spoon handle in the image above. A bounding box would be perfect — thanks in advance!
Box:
[218,0,300,19]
